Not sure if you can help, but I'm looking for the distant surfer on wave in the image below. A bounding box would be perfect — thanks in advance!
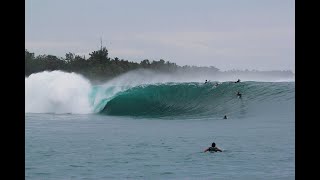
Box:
[236,91,242,99]
[223,115,227,119]
[235,79,241,83]
[205,80,208,84]
[204,142,223,153]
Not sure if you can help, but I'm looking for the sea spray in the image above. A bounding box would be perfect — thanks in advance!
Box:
[25,71,93,114]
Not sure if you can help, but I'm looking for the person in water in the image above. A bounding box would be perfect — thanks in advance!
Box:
[204,142,223,153]
[223,115,227,119]
[235,79,241,83]
[205,80,208,84]
[236,91,242,98]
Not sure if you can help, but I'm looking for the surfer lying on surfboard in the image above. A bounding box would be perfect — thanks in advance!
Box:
[204,142,223,153]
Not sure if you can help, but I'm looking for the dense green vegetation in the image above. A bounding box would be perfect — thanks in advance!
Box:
[26,46,294,84]
[25,47,220,82]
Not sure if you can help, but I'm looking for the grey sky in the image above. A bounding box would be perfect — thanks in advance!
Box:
[26,0,294,72]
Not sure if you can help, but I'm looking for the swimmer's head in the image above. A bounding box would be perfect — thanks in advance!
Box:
[212,142,216,147]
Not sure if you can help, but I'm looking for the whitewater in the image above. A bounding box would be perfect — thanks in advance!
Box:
[26,70,295,179]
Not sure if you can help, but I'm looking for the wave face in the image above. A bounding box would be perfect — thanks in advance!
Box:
[99,82,294,119]
[25,71,294,118]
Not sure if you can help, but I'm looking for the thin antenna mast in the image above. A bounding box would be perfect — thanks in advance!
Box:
[100,37,103,50]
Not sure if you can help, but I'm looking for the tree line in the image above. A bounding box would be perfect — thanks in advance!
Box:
[25,47,220,82]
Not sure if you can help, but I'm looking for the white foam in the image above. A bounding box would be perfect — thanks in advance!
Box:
[25,71,93,114]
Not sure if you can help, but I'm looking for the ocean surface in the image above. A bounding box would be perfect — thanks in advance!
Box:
[26,71,295,179]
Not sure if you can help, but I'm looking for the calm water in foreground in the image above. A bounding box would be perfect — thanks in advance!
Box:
[26,112,294,179]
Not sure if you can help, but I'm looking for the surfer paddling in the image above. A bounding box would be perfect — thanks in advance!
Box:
[204,142,223,153]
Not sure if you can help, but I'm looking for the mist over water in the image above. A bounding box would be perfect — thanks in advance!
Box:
[105,69,294,84]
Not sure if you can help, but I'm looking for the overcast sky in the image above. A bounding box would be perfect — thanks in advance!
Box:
[26,0,294,72]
